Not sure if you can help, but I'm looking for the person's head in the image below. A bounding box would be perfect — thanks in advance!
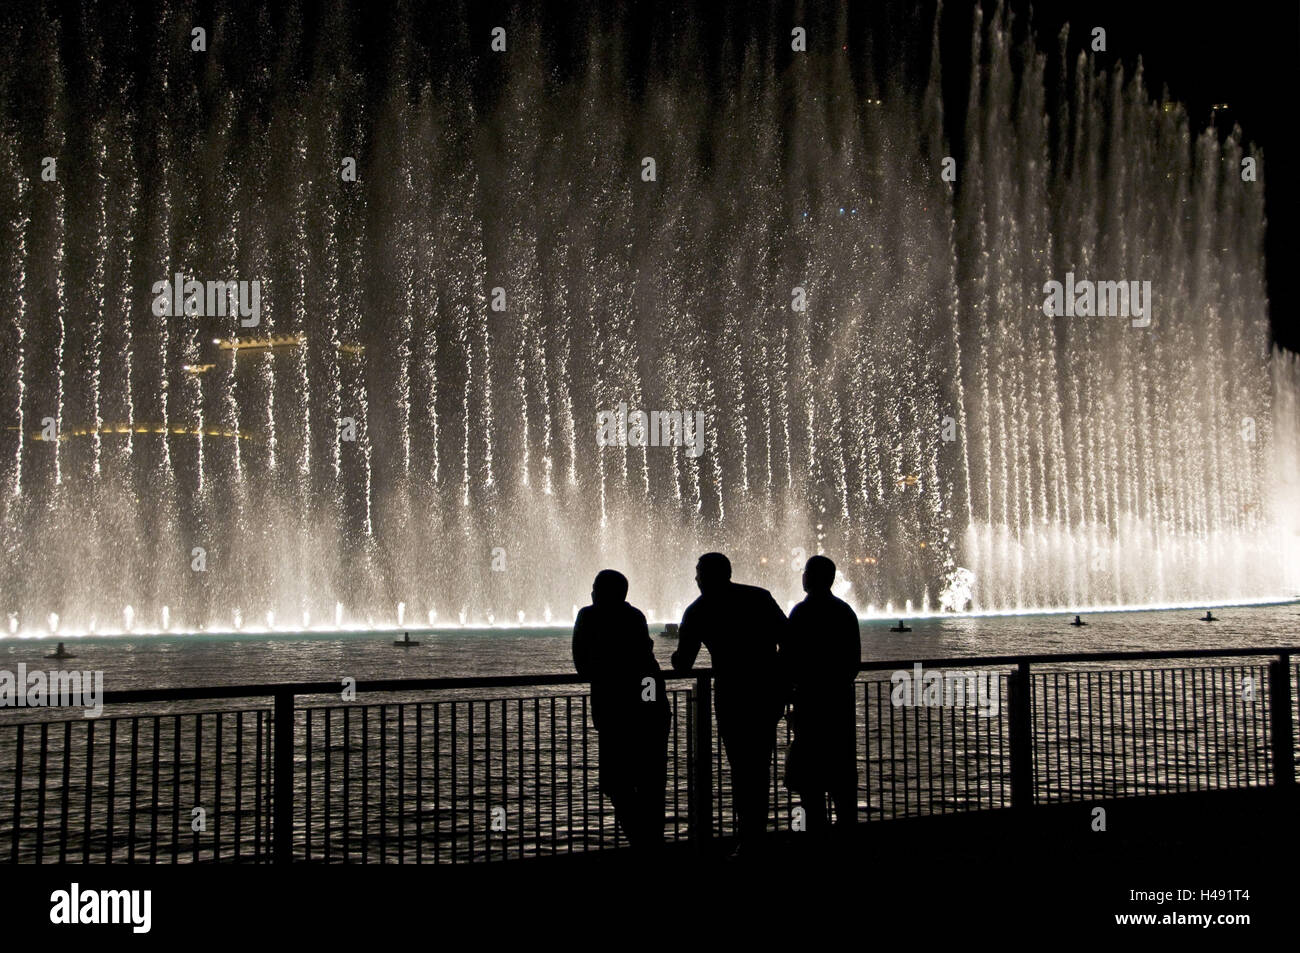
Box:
[695,552,732,594]
[591,569,629,607]
[802,555,836,594]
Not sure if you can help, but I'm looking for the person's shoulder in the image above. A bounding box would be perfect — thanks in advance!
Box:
[624,603,648,625]
[736,582,776,601]
[832,596,859,622]
[681,596,706,620]
[574,604,594,624]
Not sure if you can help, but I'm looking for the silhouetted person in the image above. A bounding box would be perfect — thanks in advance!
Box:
[572,569,670,850]
[782,556,861,832]
[672,553,787,855]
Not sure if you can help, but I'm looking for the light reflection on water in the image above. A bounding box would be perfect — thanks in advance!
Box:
[1,603,1296,693]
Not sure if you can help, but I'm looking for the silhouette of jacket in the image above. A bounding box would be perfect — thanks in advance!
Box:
[782,590,861,795]
[573,601,668,736]
[572,601,670,850]
[671,581,787,841]
[671,582,786,713]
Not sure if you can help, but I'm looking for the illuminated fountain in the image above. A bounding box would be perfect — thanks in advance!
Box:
[0,3,1297,635]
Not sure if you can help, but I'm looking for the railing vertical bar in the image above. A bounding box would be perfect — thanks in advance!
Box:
[35,723,48,863]
[305,707,313,862]
[1258,664,1270,781]
[691,674,713,845]
[718,695,726,833]
[1081,672,1092,799]
[548,696,556,854]
[1154,669,1165,793]
[565,695,573,853]
[872,680,883,814]
[500,698,508,860]
[685,688,695,839]
[1008,662,1032,810]
[213,713,222,861]
[10,723,23,863]
[171,714,180,862]
[379,703,388,863]
[1224,665,1237,787]
[927,687,937,814]
[58,721,71,863]
[433,703,441,863]
[233,712,243,863]
[670,691,679,839]
[325,702,335,858]
[1269,654,1295,787]
[483,701,491,862]
[273,691,294,864]
[1222,666,1234,788]
[415,704,422,864]
[1191,667,1202,790]
[518,698,526,858]
[83,719,94,863]
[252,711,263,861]
[1232,666,1245,786]
[106,719,116,863]
[341,706,350,862]
[1136,669,1148,795]
[1180,667,1192,790]
[469,701,477,861]
[889,677,897,818]
[149,716,160,863]
[1119,669,1128,796]
[1065,672,1075,800]
[1211,667,1224,789]
[397,704,405,862]
[193,714,202,861]
[361,705,370,863]
[1225,667,1237,786]
[1051,671,1060,801]
[449,702,458,864]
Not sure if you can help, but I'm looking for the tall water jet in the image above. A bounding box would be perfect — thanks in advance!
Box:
[0,2,1295,634]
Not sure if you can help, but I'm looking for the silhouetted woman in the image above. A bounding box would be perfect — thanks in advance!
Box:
[572,569,670,849]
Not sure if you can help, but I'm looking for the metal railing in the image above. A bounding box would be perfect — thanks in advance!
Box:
[1,647,1296,863]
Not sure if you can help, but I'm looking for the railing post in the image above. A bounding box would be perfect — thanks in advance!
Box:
[1008,662,1033,809]
[273,690,295,863]
[1268,654,1295,788]
[690,673,714,844]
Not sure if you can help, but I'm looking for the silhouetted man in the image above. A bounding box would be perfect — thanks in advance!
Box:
[671,552,786,854]
[572,569,670,849]
[782,555,861,831]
